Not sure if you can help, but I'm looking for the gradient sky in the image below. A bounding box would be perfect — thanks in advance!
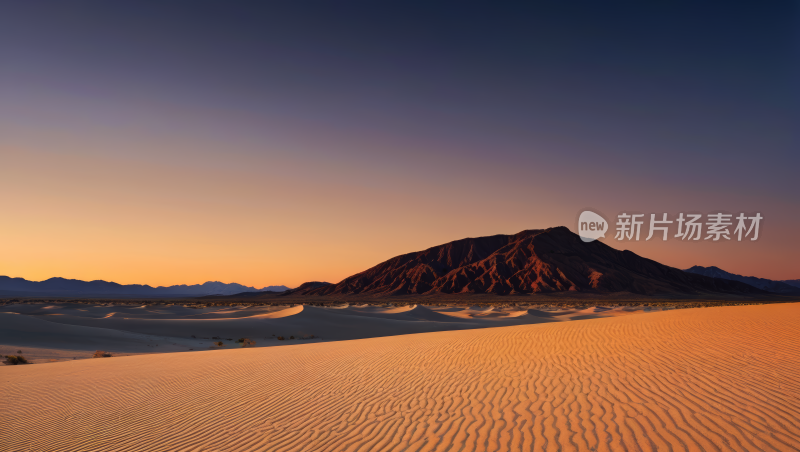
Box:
[1,2,798,288]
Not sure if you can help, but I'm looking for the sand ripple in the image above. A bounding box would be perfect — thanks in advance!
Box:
[2,303,799,451]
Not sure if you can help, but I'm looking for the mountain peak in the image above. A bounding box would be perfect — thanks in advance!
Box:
[303,227,762,296]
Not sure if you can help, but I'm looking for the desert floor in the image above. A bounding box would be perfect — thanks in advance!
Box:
[2,303,799,451]
[0,302,656,363]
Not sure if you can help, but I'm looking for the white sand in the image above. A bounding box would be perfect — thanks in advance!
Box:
[0,303,642,363]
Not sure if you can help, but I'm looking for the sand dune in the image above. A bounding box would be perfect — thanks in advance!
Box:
[3,303,799,451]
[0,313,196,359]
[246,304,305,319]
[527,308,577,317]
[4,303,620,362]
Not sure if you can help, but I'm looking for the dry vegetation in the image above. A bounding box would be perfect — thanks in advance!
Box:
[4,355,28,365]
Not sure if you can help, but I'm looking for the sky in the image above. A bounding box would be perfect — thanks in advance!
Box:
[1,2,798,288]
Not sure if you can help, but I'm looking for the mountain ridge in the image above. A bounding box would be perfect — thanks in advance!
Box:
[782,280,800,289]
[0,276,289,298]
[302,227,765,296]
[683,266,800,295]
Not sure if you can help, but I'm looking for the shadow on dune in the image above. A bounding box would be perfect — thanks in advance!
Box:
[1,302,629,357]
[526,309,579,318]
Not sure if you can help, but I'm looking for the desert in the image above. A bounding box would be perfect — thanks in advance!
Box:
[3,302,799,451]
[3,4,797,451]
[2,228,799,451]
[0,300,674,363]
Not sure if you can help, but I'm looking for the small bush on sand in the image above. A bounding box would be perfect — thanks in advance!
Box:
[92,350,112,358]
[237,338,245,343]
[289,336,295,340]
[277,336,285,341]
[214,341,224,347]
[241,338,256,348]
[4,355,28,365]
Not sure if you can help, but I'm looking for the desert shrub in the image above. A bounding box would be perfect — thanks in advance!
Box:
[214,341,224,347]
[241,338,256,348]
[4,355,28,365]
[277,336,285,341]
[289,336,295,340]
[92,350,112,358]
[237,338,245,343]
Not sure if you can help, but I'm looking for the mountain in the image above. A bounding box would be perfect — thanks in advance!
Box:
[302,227,764,296]
[196,281,331,300]
[684,266,800,295]
[781,280,800,289]
[282,281,331,295]
[261,285,291,292]
[0,276,290,298]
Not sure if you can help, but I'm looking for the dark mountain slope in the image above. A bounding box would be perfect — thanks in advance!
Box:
[303,227,763,296]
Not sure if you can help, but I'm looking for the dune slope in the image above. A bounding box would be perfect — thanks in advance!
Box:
[2,303,799,452]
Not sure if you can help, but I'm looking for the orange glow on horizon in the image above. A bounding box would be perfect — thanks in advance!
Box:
[1,141,797,288]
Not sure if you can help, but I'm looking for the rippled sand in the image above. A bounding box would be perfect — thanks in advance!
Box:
[2,303,799,451]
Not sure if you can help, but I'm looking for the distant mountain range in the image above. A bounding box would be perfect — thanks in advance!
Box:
[297,227,765,296]
[4,229,796,299]
[0,276,290,298]
[783,280,800,289]
[683,266,800,295]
